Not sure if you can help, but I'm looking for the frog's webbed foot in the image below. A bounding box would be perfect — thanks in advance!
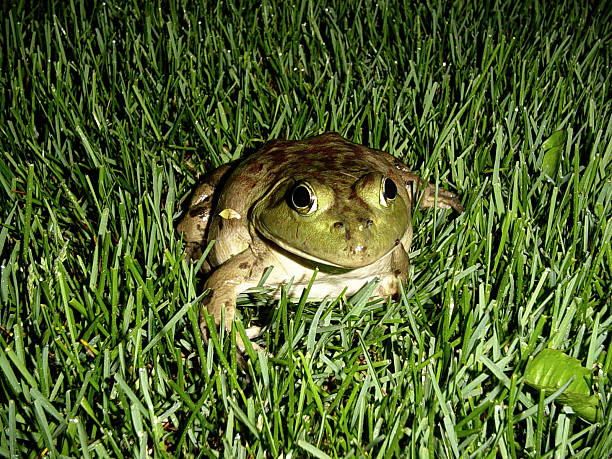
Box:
[199,310,265,351]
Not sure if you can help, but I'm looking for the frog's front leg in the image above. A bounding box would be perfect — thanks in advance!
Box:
[199,250,267,352]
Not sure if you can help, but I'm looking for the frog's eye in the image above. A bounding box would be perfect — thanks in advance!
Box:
[380,177,398,206]
[290,182,317,214]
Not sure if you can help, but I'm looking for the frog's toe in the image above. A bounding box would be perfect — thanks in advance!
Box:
[236,334,267,354]
[376,275,400,297]
[235,336,272,370]
[245,325,262,339]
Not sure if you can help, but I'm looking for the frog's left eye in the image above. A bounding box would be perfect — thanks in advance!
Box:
[380,177,397,206]
[290,182,317,214]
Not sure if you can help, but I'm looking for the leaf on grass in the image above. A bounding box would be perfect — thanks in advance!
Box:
[524,348,600,422]
[540,129,566,182]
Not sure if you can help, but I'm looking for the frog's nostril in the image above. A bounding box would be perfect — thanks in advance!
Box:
[365,219,374,227]
[334,222,344,229]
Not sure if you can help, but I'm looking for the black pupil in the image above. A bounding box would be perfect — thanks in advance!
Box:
[384,178,397,200]
[292,185,312,208]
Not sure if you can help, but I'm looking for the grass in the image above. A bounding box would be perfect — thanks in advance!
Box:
[1,0,611,457]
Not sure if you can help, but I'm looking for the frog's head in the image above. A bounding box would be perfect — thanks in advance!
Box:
[251,171,410,268]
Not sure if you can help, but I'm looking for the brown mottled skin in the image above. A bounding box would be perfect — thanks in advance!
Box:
[178,132,463,353]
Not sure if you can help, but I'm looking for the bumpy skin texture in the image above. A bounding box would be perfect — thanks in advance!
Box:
[177,132,463,351]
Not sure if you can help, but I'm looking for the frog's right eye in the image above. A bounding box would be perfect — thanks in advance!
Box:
[380,177,398,207]
[290,182,317,214]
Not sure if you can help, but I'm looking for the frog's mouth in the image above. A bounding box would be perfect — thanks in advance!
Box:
[267,235,358,269]
[265,237,359,273]
[255,222,396,271]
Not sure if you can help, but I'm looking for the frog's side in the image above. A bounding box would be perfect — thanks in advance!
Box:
[177,132,463,351]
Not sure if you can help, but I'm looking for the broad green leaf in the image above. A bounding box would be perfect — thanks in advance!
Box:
[524,349,600,422]
[540,130,567,182]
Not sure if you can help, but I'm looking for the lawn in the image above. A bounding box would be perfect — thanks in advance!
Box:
[1,0,611,457]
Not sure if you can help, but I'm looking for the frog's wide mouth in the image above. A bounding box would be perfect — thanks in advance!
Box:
[255,223,395,270]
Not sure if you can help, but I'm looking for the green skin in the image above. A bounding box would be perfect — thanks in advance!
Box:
[177,132,463,352]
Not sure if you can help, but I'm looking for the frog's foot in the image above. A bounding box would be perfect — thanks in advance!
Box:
[375,274,401,298]
[199,299,268,370]
[245,325,262,340]
[242,326,273,358]
[199,296,233,340]
[200,320,265,348]
[236,333,266,354]
[420,185,464,213]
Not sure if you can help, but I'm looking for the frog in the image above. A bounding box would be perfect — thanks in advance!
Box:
[177,132,463,352]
